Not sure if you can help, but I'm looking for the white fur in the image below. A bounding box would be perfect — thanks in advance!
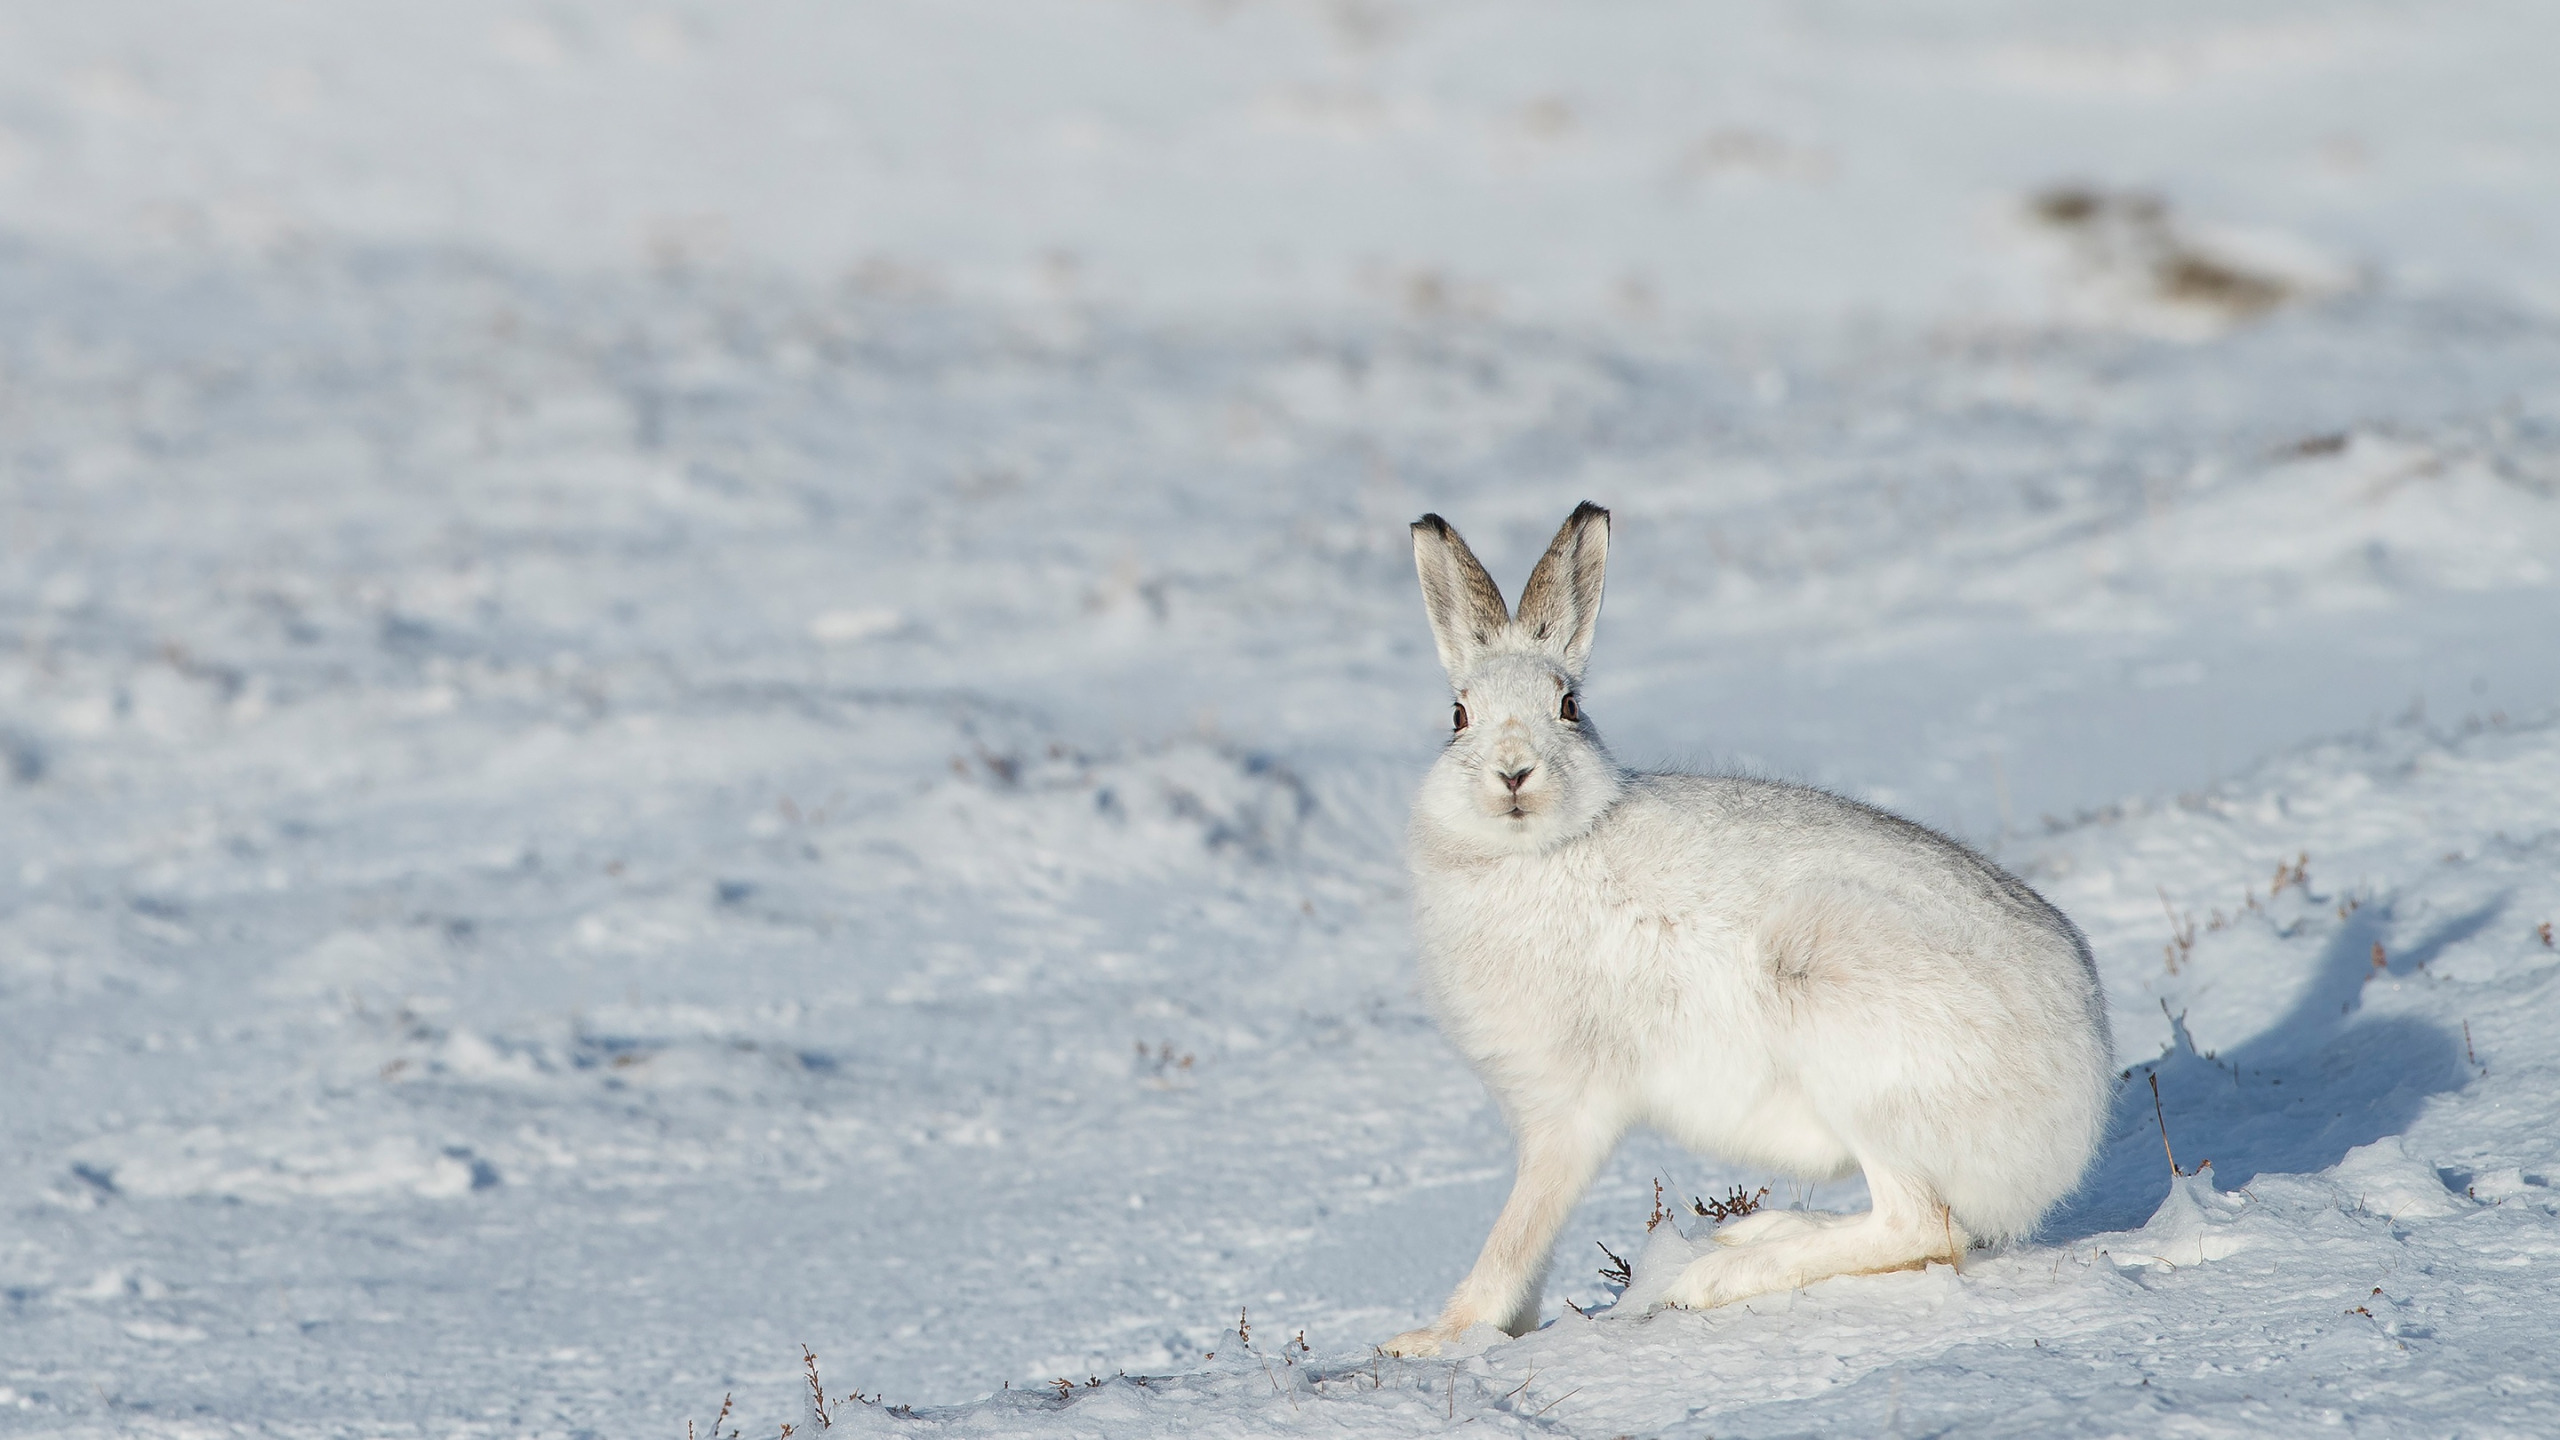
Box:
[1382,505,2114,1357]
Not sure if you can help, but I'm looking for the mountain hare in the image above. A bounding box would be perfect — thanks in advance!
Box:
[1382,503,2113,1357]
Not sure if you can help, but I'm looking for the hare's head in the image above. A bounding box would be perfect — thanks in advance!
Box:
[1409,503,1624,857]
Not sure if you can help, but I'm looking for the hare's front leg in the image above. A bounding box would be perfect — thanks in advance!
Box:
[1381,1115,1614,1357]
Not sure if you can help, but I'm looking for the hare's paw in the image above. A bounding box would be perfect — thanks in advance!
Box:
[1658,1248,1794,1312]
[1380,1327,1447,1358]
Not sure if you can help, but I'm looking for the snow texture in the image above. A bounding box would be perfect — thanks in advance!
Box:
[3,1,2560,1435]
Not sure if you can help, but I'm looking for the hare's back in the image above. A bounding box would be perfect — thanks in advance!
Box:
[1615,773,2091,970]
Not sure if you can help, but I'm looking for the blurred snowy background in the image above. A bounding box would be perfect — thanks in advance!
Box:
[4,2,2560,1435]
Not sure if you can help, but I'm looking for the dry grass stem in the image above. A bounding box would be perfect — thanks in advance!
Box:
[2159,887,2197,973]
[2149,1072,2208,1177]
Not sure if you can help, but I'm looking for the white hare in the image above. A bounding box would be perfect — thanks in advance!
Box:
[1382,503,2114,1358]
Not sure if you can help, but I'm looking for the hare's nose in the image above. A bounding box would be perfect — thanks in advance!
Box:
[1499,766,1534,794]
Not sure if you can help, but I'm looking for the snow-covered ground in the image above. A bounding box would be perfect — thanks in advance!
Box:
[4,3,2560,1435]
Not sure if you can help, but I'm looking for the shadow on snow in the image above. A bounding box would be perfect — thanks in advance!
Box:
[2041,896,2497,1240]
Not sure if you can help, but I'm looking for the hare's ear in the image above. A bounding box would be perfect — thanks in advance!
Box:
[1515,502,1609,676]
[1412,514,1510,676]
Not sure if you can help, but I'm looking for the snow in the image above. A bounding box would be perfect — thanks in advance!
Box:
[3,1,2560,1435]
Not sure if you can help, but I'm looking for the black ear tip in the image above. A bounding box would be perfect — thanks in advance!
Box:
[1571,500,1610,526]
[1413,513,1452,536]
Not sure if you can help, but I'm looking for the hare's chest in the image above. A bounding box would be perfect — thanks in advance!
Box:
[1411,862,1693,1072]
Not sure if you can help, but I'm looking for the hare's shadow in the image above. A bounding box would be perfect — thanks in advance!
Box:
[2040,897,2498,1241]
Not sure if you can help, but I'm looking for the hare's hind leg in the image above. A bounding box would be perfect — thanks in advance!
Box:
[1381,1112,1616,1357]
[1708,1206,1835,1246]
[1658,1167,1963,1312]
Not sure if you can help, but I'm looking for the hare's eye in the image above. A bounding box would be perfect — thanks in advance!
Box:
[1559,693,1580,723]
[1452,703,1469,732]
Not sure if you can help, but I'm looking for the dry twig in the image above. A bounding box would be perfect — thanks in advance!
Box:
[802,1347,831,1432]
[1691,1185,1772,1224]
